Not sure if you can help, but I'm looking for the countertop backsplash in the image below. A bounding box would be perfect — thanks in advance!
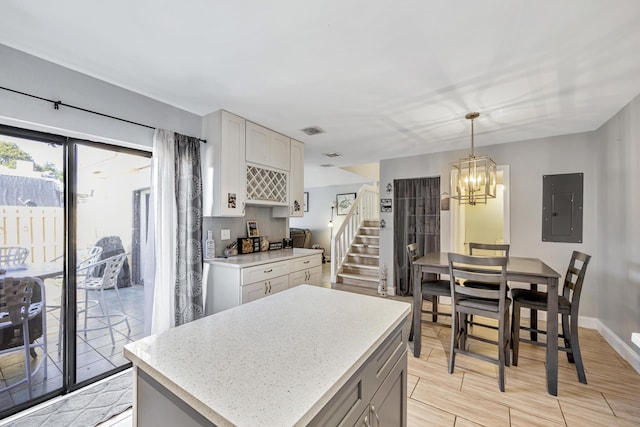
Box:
[203,205,288,258]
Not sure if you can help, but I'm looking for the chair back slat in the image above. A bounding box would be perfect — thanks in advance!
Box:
[0,277,35,325]
[562,251,591,308]
[0,247,29,266]
[448,253,508,302]
[469,243,510,258]
[101,254,128,289]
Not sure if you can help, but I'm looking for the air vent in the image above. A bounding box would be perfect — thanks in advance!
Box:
[300,126,325,136]
[322,152,342,158]
[320,164,335,168]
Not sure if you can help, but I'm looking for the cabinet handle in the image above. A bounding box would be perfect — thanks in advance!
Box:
[372,405,380,426]
[363,415,370,427]
[264,269,273,273]
[264,283,268,294]
[269,282,272,293]
[242,202,245,214]
[303,260,310,264]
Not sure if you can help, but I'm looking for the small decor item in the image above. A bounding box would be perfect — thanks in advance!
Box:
[251,237,261,252]
[204,230,216,260]
[336,193,356,215]
[380,198,392,212]
[269,241,283,250]
[303,192,309,212]
[260,236,270,252]
[228,193,236,209]
[440,192,451,211]
[283,238,293,249]
[246,220,259,237]
[238,238,254,254]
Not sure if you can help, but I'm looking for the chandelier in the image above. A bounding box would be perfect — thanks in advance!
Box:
[450,112,497,205]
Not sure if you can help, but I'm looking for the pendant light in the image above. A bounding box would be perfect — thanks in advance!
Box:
[450,112,497,205]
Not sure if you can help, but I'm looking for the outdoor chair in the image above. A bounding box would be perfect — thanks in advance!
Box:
[511,251,591,384]
[0,276,48,400]
[77,253,131,346]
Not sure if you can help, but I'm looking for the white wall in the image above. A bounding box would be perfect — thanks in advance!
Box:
[596,93,640,359]
[380,131,598,314]
[290,183,371,257]
[0,44,201,148]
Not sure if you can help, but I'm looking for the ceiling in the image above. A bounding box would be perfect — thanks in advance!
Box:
[2,1,640,187]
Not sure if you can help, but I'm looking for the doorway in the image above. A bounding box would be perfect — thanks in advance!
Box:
[451,165,510,253]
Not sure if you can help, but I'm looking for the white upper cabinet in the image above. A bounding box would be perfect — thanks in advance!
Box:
[201,110,246,217]
[273,139,304,217]
[246,121,290,171]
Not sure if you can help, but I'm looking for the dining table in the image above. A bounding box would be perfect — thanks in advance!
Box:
[0,263,64,280]
[412,252,562,396]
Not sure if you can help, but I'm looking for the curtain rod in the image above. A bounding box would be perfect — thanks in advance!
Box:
[0,85,207,143]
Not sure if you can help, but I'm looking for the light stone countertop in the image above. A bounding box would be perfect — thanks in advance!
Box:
[124,285,410,426]
[633,333,640,348]
[205,248,322,268]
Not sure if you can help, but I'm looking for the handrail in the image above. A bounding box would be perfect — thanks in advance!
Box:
[331,184,380,282]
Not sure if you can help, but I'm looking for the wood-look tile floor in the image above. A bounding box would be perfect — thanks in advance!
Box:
[334,279,640,427]
[100,266,640,426]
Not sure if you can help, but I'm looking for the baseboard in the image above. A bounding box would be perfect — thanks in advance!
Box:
[595,319,640,374]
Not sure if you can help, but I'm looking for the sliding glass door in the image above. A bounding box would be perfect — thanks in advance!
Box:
[0,125,151,417]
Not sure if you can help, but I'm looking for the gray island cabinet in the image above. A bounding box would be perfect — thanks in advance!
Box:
[124,285,410,426]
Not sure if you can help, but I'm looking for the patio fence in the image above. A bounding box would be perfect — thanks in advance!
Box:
[0,206,64,263]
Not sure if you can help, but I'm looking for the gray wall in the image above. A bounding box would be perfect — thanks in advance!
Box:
[380,131,599,317]
[596,93,640,356]
[203,206,287,257]
[0,44,201,148]
[290,183,371,256]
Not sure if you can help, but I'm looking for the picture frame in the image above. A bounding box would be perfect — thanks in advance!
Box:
[380,198,392,213]
[246,220,259,237]
[303,192,309,212]
[336,193,356,215]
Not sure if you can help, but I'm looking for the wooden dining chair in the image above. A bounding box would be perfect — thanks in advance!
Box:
[407,243,450,342]
[448,253,511,392]
[511,251,591,384]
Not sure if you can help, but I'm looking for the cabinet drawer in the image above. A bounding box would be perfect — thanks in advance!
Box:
[370,324,406,386]
[289,265,322,288]
[241,275,289,304]
[241,261,289,285]
[290,254,322,272]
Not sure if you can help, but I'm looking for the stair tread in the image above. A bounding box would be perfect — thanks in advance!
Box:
[348,253,379,259]
[343,263,379,270]
[352,243,380,248]
[337,272,379,282]
[356,235,379,239]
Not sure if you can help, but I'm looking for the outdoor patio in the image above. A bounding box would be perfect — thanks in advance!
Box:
[0,281,145,412]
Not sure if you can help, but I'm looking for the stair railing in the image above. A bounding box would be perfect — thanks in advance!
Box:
[331,184,380,282]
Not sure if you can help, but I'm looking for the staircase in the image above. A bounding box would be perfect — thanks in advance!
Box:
[336,220,380,288]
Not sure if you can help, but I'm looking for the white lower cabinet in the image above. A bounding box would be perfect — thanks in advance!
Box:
[289,254,322,287]
[241,275,289,303]
[206,251,323,314]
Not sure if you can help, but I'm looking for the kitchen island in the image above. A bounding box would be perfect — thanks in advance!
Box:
[124,285,410,426]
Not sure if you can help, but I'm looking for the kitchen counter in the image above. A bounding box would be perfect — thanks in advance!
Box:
[124,285,410,426]
[205,248,322,268]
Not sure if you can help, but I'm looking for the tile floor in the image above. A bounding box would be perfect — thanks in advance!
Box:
[6,263,640,426]
[0,280,146,413]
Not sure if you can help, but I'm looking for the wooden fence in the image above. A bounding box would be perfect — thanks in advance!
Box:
[0,206,64,263]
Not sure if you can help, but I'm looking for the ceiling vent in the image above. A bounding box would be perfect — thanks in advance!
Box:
[300,126,325,136]
[322,152,342,158]
[320,164,335,168]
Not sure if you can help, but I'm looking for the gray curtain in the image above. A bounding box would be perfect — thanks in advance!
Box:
[174,133,204,326]
[393,177,440,296]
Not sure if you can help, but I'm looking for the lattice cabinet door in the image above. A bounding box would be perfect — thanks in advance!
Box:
[246,164,288,205]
